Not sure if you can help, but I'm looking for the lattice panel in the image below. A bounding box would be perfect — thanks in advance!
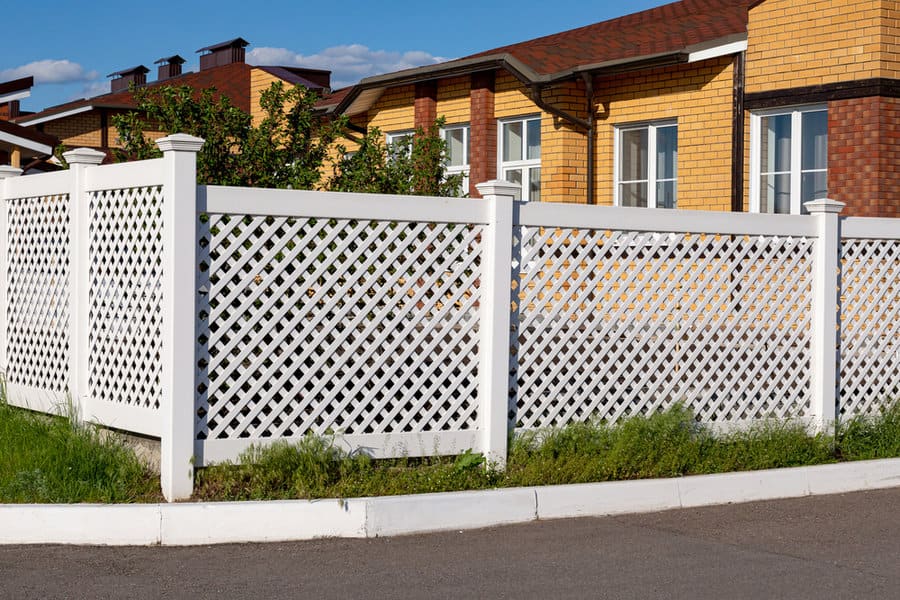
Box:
[513,228,815,428]
[88,186,164,411]
[197,215,483,440]
[839,239,900,416]
[6,194,71,392]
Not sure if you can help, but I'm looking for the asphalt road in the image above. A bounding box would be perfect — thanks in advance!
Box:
[2,488,899,599]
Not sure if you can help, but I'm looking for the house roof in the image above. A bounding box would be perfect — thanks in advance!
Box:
[15,61,256,126]
[0,76,34,104]
[333,0,755,116]
[0,118,58,156]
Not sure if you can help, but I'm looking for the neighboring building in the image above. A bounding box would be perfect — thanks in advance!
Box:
[326,0,899,217]
[0,77,59,170]
[13,38,333,161]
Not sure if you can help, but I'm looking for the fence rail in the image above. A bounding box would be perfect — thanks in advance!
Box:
[1,141,897,501]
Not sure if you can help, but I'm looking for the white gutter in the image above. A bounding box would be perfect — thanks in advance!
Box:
[0,89,30,104]
[0,131,53,156]
[688,39,748,63]
[16,104,94,127]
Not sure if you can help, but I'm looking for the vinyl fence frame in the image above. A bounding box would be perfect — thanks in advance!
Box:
[1,144,897,502]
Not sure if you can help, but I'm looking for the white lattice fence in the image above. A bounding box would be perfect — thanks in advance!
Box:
[195,187,490,463]
[839,227,900,417]
[512,203,821,430]
[4,192,71,410]
[87,185,165,423]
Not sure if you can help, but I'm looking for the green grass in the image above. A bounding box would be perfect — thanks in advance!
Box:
[0,399,160,503]
[194,401,900,502]
[3,396,898,504]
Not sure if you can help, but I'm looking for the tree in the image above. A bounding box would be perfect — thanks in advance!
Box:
[328,118,464,197]
[111,82,345,188]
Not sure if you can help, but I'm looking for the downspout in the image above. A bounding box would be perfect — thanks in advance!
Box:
[731,51,746,212]
[527,83,592,204]
[583,73,595,205]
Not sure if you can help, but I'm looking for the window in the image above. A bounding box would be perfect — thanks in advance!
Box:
[615,121,677,208]
[499,116,541,202]
[750,105,827,214]
[442,124,470,195]
[385,130,414,158]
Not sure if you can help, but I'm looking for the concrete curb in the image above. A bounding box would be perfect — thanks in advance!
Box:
[2,458,899,546]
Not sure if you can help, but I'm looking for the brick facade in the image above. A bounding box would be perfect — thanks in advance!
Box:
[469,72,496,198]
[828,96,900,217]
[414,81,437,129]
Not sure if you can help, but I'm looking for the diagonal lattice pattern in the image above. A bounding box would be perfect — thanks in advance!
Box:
[6,194,71,392]
[196,215,483,440]
[839,239,900,416]
[512,228,815,428]
[88,186,164,411]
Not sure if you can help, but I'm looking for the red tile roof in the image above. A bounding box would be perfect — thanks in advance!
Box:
[464,0,754,76]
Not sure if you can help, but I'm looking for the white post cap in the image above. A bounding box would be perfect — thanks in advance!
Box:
[63,147,106,166]
[156,133,205,153]
[475,180,521,199]
[0,165,23,179]
[804,198,845,215]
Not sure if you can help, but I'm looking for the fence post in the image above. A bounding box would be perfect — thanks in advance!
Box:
[157,134,204,501]
[63,148,106,421]
[0,166,23,383]
[805,198,845,432]
[475,180,519,468]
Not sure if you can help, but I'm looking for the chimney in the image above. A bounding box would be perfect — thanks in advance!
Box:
[196,37,249,71]
[155,55,186,81]
[107,65,149,93]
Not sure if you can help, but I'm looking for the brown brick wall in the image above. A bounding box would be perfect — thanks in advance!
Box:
[828,96,900,217]
[469,72,496,198]
[414,81,437,128]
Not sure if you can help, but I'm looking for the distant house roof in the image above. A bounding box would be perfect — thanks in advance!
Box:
[0,118,58,156]
[0,76,34,104]
[14,61,257,126]
[332,0,755,116]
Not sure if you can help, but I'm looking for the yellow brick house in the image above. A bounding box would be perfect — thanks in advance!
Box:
[325,0,900,217]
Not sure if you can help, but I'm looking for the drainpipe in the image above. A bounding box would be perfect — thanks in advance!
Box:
[527,83,593,204]
[583,73,595,205]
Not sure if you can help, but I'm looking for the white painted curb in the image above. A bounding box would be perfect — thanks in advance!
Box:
[2,458,899,546]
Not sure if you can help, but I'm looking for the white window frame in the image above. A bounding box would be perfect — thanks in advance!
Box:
[613,120,678,209]
[749,104,827,215]
[498,115,541,202]
[385,130,415,158]
[442,123,470,195]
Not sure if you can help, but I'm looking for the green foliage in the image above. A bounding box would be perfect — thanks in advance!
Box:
[838,401,900,460]
[0,398,158,503]
[194,402,900,502]
[111,82,345,188]
[329,118,465,197]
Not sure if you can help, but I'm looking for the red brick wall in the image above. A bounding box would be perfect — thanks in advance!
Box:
[829,96,900,218]
[414,82,437,129]
[469,71,496,198]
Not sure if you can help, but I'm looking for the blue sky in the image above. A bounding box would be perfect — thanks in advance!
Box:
[3,0,669,113]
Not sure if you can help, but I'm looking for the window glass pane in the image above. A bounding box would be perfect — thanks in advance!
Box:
[529,167,541,202]
[761,114,791,173]
[619,182,648,207]
[446,129,465,167]
[760,173,791,213]
[526,118,541,160]
[504,168,522,200]
[503,122,523,162]
[656,126,677,180]
[620,129,648,181]
[801,171,828,204]
[656,181,676,209]
[801,111,827,171]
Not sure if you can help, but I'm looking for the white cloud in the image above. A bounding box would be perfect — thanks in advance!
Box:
[247,45,448,88]
[0,60,98,85]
